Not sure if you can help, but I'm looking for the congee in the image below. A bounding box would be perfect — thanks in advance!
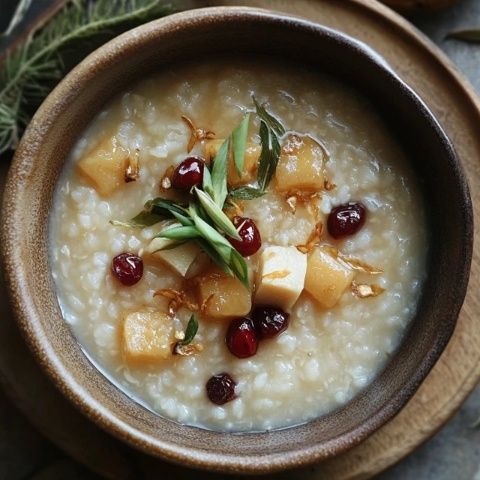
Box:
[50,59,427,431]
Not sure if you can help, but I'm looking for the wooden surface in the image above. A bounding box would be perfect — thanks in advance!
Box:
[0,0,479,479]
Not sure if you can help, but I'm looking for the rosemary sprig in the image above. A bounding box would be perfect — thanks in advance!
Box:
[0,0,174,154]
[1,0,32,37]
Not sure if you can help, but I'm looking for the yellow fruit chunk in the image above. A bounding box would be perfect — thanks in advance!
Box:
[304,246,354,309]
[275,134,325,192]
[196,268,251,319]
[255,246,307,311]
[77,135,129,197]
[203,139,260,186]
[121,308,175,364]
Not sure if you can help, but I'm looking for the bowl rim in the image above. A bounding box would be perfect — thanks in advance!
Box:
[0,6,473,474]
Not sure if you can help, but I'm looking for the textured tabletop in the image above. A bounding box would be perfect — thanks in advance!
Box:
[0,0,479,479]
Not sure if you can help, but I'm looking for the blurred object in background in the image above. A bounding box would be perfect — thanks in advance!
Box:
[382,0,460,13]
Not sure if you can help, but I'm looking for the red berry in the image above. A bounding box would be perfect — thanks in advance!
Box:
[111,253,143,286]
[171,156,205,190]
[229,216,262,257]
[206,373,237,405]
[327,202,367,239]
[251,306,289,339]
[226,317,258,358]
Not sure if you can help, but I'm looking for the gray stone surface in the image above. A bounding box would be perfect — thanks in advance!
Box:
[0,0,479,478]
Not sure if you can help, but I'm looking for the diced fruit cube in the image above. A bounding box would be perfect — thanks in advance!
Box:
[145,223,200,277]
[77,135,129,196]
[196,268,252,319]
[255,246,307,311]
[275,134,325,192]
[203,139,260,186]
[121,307,175,364]
[304,246,354,308]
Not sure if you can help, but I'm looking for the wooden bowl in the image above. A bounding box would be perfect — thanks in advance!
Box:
[0,7,473,474]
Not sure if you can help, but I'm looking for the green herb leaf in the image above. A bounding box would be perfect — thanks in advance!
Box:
[156,226,200,240]
[1,0,32,37]
[189,207,233,259]
[195,238,234,275]
[178,315,199,346]
[170,210,195,227]
[202,164,215,198]
[446,28,480,43]
[194,188,241,240]
[110,210,163,228]
[257,121,282,192]
[253,96,286,136]
[231,113,250,177]
[189,205,249,287]
[0,0,175,154]
[228,186,267,200]
[230,249,250,289]
[111,197,190,229]
[210,137,230,207]
[148,198,189,219]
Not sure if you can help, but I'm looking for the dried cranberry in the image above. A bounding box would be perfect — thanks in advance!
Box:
[206,373,237,405]
[327,202,367,239]
[229,216,261,257]
[111,253,143,286]
[226,317,258,358]
[251,306,289,339]
[171,156,205,190]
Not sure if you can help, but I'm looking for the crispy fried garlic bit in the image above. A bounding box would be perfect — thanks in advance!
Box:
[296,222,324,254]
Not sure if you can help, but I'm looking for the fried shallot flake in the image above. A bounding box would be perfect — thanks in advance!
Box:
[181,115,215,152]
[296,222,324,254]
[284,191,321,218]
[154,288,198,316]
[323,246,383,274]
[125,149,140,182]
[351,282,385,298]
[323,178,336,191]
[173,342,204,356]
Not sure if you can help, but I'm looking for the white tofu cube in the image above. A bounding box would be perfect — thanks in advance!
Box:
[255,246,307,311]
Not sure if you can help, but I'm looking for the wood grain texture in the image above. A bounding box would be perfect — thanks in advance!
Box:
[0,0,478,479]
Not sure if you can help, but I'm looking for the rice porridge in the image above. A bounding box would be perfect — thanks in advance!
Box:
[50,60,427,432]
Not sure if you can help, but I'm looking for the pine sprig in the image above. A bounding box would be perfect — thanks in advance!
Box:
[0,0,174,154]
